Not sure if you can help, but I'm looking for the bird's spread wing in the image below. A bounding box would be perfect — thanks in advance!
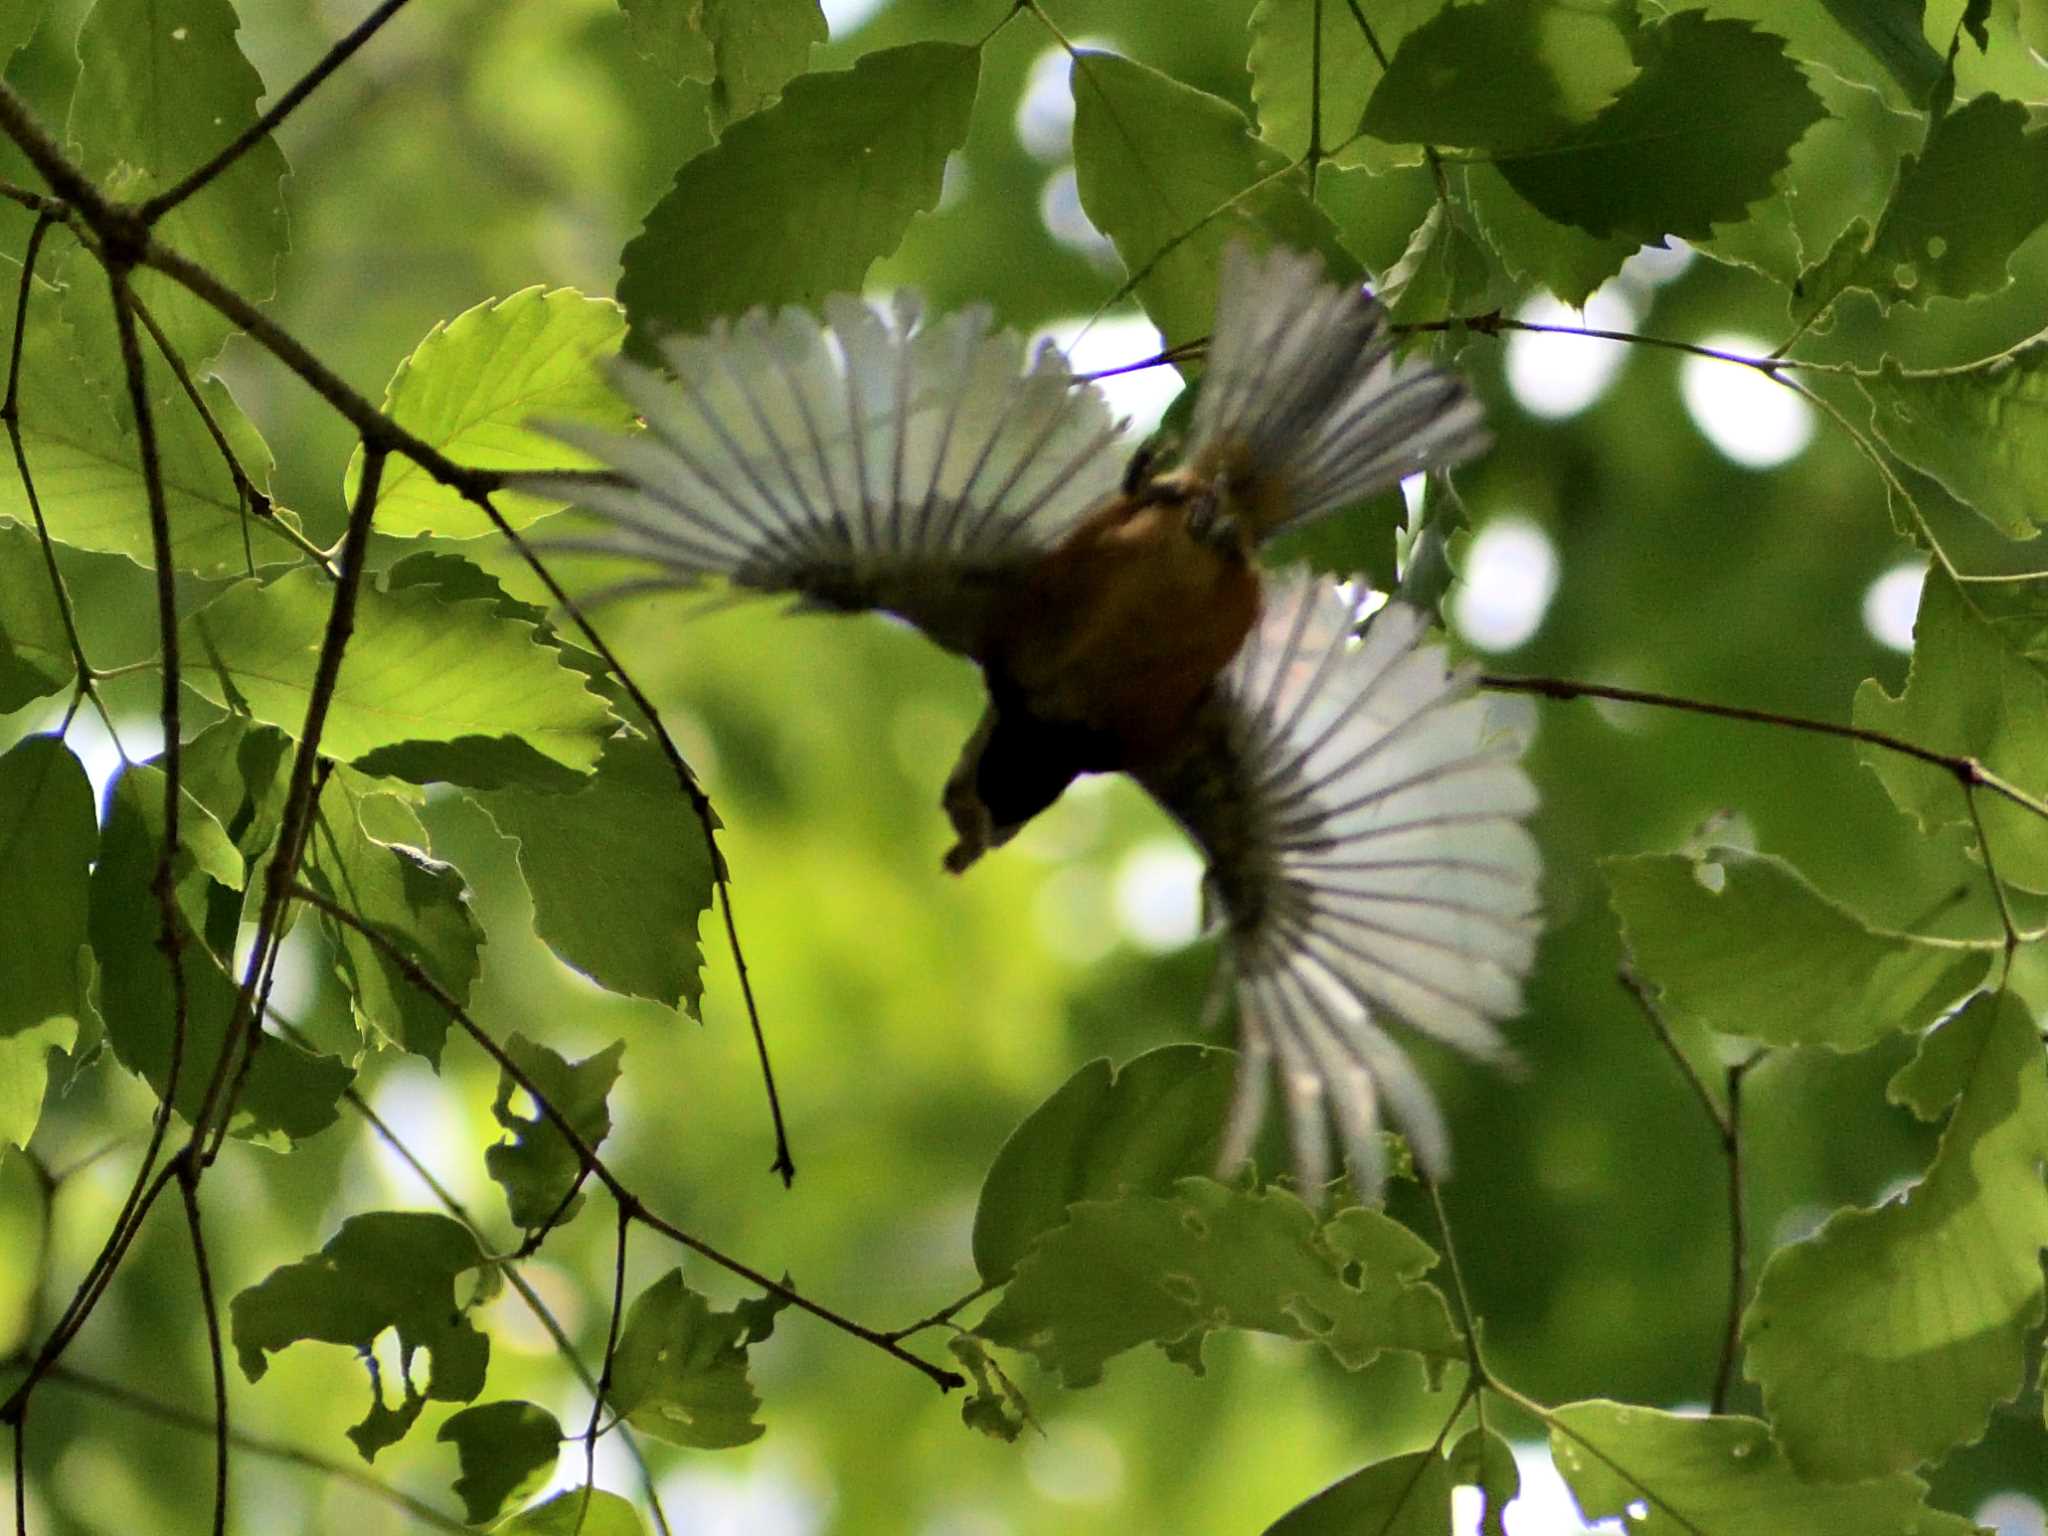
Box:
[516,294,1127,657]
[1186,243,1488,543]
[1134,570,1540,1197]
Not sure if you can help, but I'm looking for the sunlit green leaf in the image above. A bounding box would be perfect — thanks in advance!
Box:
[619,42,978,357]
[485,1032,622,1231]
[1364,0,1637,152]
[1607,846,1988,1048]
[1743,992,2048,1479]
[479,733,714,1010]
[1548,1401,1977,1533]
[1449,1428,1520,1536]
[304,770,482,1064]
[179,565,618,781]
[1463,164,1635,308]
[231,1211,491,1460]
[610,1269,778,1449]
[345,288,633,539]
[1859,337,2048,540]
[973,1044,1245,1285]
[1495,12,1825,243]
[0,735,94,1040]
[437,1400,562,1525]
[0,522,72,709]
[620,0,825,128]
[1246,0,1437,174]
[1380,198,1509,324]
[1071,50,1357,349]
[69,0,287,366]
[0,1018,75,1152]
[1854,567,2048,891]
[89,767,351,1144]
[499,1488,647,1536]
[1795,94,2048,325]
[975,1178,1458,1388]
[1263,1448,1452,1535]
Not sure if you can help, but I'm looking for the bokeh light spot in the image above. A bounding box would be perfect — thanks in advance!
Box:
[1452,517,1560,653]
[1862,561,1924,652]
[1678,334,1815,469]
[1504,287,1640,420]
[1113,838,1204,952]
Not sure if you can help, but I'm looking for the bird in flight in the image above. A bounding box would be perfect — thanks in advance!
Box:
[519,243,1541,1198]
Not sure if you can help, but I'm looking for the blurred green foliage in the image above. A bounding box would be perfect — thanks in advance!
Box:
[5,0,2048,1532]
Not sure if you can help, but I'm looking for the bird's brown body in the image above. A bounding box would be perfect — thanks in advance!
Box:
[943,474,1263,870]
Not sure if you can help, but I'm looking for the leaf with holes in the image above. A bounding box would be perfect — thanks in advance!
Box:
[1795,94,2048,325]
[975,1178,1458,1388]
[620,42,978,358]
[1743,992,2048,1479]
[486,1033,623,1232]
[1607,846,1987,1049]
[609,1269,781,1450]
[1548,1401,1980,1533]
[345,289,635,538]
[231,1212,493,1460]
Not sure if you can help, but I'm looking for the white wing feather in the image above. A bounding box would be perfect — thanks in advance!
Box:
[1140,571,1540,1196]
[516,293,1127,656]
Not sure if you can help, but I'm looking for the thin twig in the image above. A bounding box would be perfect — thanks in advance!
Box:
[176,1160,230,1536]
[1617,967,1727,1140]
[584,1209,631,1497]
[882,1280,999,1344]
[287,881,963,1392]
[139,0,421,223]
[1480,672,2048,826]
[1711,1051,1762,1415]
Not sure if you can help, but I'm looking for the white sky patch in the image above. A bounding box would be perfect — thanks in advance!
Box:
[1039,166,1118,266]
[1452,517,1561,653]
[1016,46,1077,160]
[1977,1493,2048,1536]
[1862,560,1925,652]
[360,1058,485,1210]
[1679,333,1815,469]
[659,1456,830,1536]
[1618,239,1695,290]
[1504,286,1640,420]
[821,0,890,38]
[1113,838,1204,952]
[1034,312,1183,439]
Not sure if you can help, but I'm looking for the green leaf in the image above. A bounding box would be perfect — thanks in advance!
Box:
[0,1018,77,1152]
[1817,0,1944,102]
[974,1178,1459,1388]
[303,770,483,1064]
[1463,163,1635,308]
[68,0,287,366]
[620,0,825,128]
[437,1400,562,1525]
[619,42,978,358]
[346,289,634,539]
[1380,198,1508,325]
[1742,992,2048,1479]
[1262,1449,1453,1535]
[1363,0,1637,152]
[498,1488,647,1536]
[1859,338,2048,540]
[1854,567,2048,891]
[230,1212,491,1461]
[1245,0,1438,174]
[610,1269,776,1450]
[972,1044,1246,1286]
[179,565,618,782]
[1449,1427,1519,1536]
[1606,847,1988,1048]
[1071,50,1357,349]
[950,1335,1032,1442]
[1495,12,1825,243]
[4,302,299,579]
[0,522,73,710]
[478,734,715,1010]
[89,767,351,1144]
[1795,94,2048,325]
[485,1033,622,1231]
[0,736,95,1045]
[1548,1401,1979,1534]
